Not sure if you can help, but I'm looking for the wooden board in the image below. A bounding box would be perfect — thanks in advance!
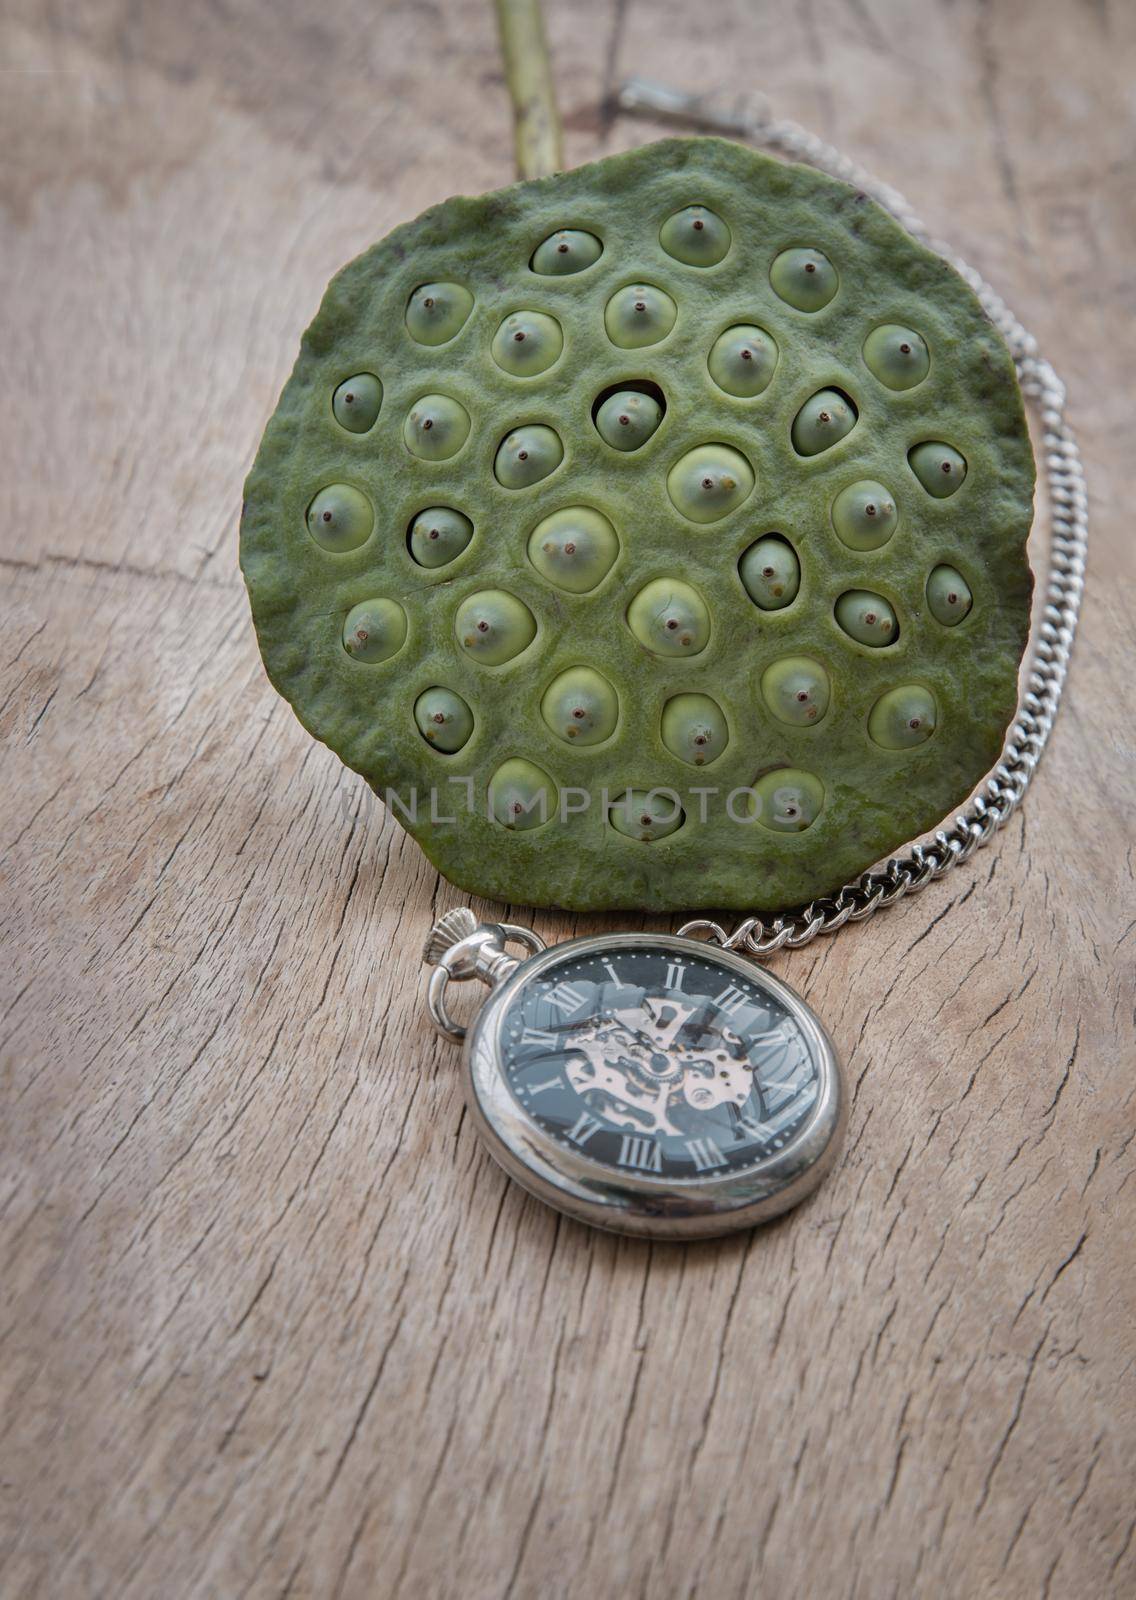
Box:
[2,1,1133,1594]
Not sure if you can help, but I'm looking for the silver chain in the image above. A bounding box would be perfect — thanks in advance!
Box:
[618,82,1088,959]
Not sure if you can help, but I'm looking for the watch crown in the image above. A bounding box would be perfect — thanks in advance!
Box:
[423,907,480,965]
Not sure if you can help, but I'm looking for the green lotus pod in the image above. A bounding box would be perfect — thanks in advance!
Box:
[404,395,470,461]
[494,424,563,488]
[792,388,857,456]
[414,687,474,753]
[909,440,967,498]
[405,282,474,345]
[527,507,618,592]
[659,205,731,266]
[835,589,899,647]
[332,373,383,433]
[608,789,685,842]
[769,247,838,311]
[739,536,801,610]
[455,589,536,665]
[708,325,777,398]
[750,769,825,832]
[761,657,831,726]
[306,484,374,553]
[491,310,564,377]
[489,758,557,830]
[540,666,619,745]
[342,598,407,663]
[831,480,898,551]
[408,506,474,569]
[626,578,710,657]
[863,324,930,390]
[868,685,937,750]
[531,229,603,275]
[604,283,677,349]
[926,564,974,626]
[661,694,729,767]
[595,389,663,452]
[666,443,755,523]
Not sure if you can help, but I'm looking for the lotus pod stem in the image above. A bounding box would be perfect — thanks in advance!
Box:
[494,0,562,180]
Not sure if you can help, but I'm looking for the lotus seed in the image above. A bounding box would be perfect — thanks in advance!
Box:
[863,324,930,390]
[659,205,731,266]
[489,758,557,830]
[792,389,858,456]
[405,282,474,345]
[595,389,663,452]
[666,443,755,524]
[661,694,729,767]
[527,507,618,593]
[761,657,831,726]
[868,685,938,750]
[342,598,407,664]
[494,424,563,488]
[491,311,564,377]
[540,666,619,746]
[404,395,471,461]
[608,789,685,843]
[604,283,677,349]
[927,564,974,626]
[769,248,838,311]
[627,579,710,657]
[531,229,603,275]
[909,441,968,498]
[332,372,382,433]
[739,536,801,610]
[708,325,778,398]
[835,589,899,647]
[831,480,898,551]
[414,687,474,753]
[750,769,824,833]
[455,590,536,665]
[408,506,474,569]
[306,484,374,553]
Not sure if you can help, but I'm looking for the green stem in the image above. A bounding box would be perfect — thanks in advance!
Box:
[494,0,563,180]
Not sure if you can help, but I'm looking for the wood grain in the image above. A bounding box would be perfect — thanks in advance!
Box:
[2,1,1134,1596]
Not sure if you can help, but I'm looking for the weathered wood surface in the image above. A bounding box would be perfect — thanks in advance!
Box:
[2,1,1134,1595]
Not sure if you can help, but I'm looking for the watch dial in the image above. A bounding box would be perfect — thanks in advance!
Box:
[499,946,821,1179]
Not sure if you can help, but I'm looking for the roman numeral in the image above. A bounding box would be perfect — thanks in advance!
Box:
[567,1112,601,1146]
[521,1026,559,1049]
[712,985,750,1017]
[685,1137,727,1171]
[546,982,588,1014]
[664,962,685,990]
[617,1135,662,1172]
[601,960,626,987]
[526,1076,562,1096]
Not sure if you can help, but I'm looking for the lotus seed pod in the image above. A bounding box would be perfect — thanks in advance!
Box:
[608,789,685,843]
[831,480,898,551]
[527,507,618,593]
[708,325,778,398]
[332,373,383,433]
[604,283,678,349]
[405,282,474,345]
[792,389,858,456]
[739,536,801,610]
[531,229,603,275]
[909,441,968,498]
[404,394,471,461]
[627,579,710,657]
[769,248,838,312]
[489,758,557,830]
[926,564,974,626]
[835,589,899,647]
[342,598,407,664]
[455,590,536,665]
[491,310,564,377]
[659,205,731,266]
[666,443,755,524]
[540,667,619,746]
[863,324,930,391]
[414,687,474,753]
[761,657,831,726]
[408,506,474,569]
[306,484,374,553]
[868,685,938,750]
[595,390,663,452]
[494,424,564,488]
[750,769,825,833]
[661,694,729,767]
